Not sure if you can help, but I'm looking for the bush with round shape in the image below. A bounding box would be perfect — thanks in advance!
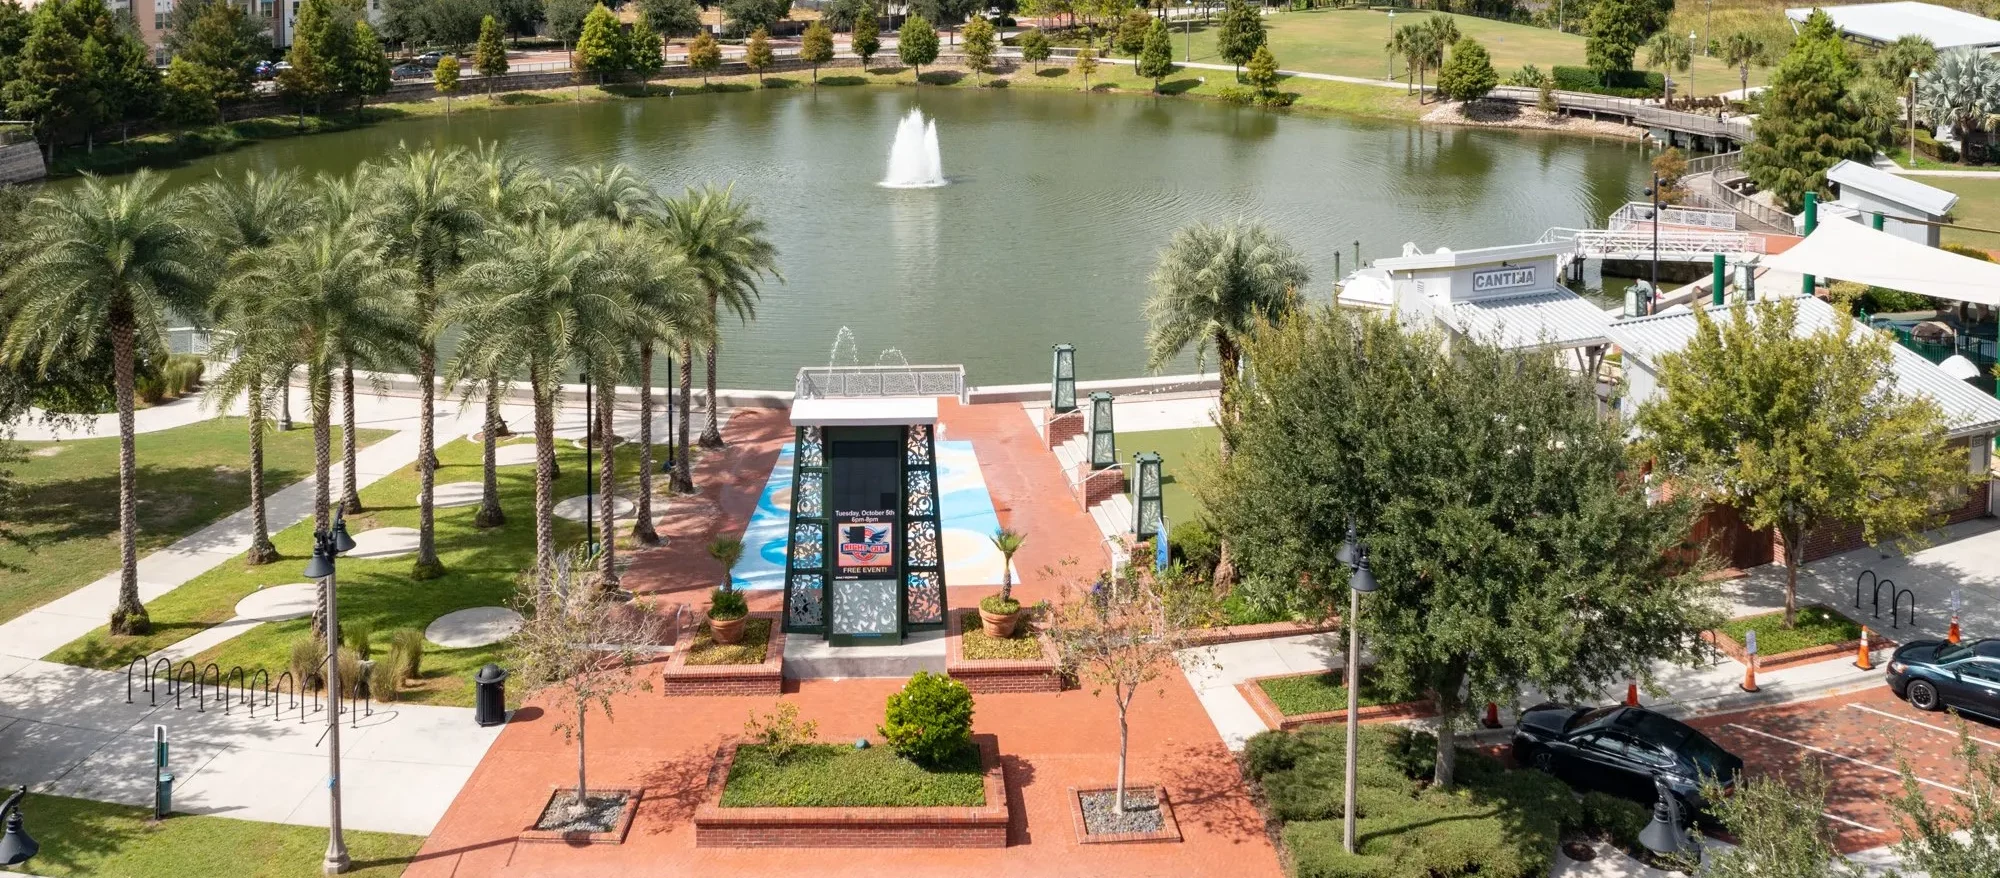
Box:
[1170,519,1220,570]
[1578,790,1648,849]
[880,670,974,766]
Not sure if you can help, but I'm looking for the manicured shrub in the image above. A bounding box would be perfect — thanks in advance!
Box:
[1214,85,1257,105]
[1244,728,1310,778]
[1170,519,1220,570]
[1945,243,1994,262]
[1578,790,1648,849]
[880,670,974,766]
[708,587,748,621]
[135,374,167,405]
[1551,65,1664,98]
[389,628,424,681]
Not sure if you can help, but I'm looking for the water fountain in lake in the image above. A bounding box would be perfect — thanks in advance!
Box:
[881,109,946,189]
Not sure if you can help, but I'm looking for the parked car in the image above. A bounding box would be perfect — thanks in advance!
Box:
[1887,638,2000,721]
[415,51,445,66]
[253,60,275,80]
[392,63,432,80]
[1513,703,1742,814]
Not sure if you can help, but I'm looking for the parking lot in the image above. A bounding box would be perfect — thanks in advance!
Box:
[1688,686,1992,852]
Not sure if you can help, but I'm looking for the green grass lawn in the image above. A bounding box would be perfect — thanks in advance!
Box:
[956,610,1044,661]
[719,743,986,808]
[49,433,665,707]
[1715,605,1861,657]
[1257,670,1398,717]
[1918,177,2000,252]
[1,792,420,877]
[0,418,391,627]
[1119,427,1218,528]
[685,618,772,665]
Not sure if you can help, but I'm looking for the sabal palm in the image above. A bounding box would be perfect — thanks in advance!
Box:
[0,171,209,635]
[1388,24,1439,98]
[463,143,553,528]
[604,226,706,547]
[446,219,630,588]
[1723,32,1764,97]
[655,186,782,461]
[1645,32,1691,104]
[364,145,484,580]
[990,528,1026,601]
[191,168,311,565]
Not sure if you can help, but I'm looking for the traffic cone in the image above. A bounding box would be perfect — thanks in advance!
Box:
[1624,681,1640,707]
[1854,626,1874,671]
[1482,702,1501,729]
[1949,616,1962,645]
[1740,656,1760,693]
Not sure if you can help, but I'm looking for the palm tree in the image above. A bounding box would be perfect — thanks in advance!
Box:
[1645,31,1692,106]
[1723,31,1765,99]
[465,143,553,529]
[190,169,311,565]
[1918,49,2000,156]
[0,171,210,635]
[655,185,782,456]
[364,145,484,581]
[556,164,653,229]
[446,219,628,588]
[1143,220,1308,590]
[990,528,1026,603]
[1422,14,1459,63]
[604,226,705,548]
[1388,24,1439,100]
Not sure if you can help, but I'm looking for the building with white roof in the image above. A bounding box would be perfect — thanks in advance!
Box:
[1822,159,1959,247]
[1786,2,2000,52]
[1338,240,1612,372]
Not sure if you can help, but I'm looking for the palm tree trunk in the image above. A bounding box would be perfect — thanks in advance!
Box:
[700,312,724,448]
[673,339,696,493]
[414,344,443,579]
[311,364,334,641]
[108,315,149,636]
[340,360,363,514]
[476,374,506,529]
[1212,332,1238,591]
[597,378,620,591]
[278,363,293,431]
[631,343,660,546]
[533,371,558,589]
[247,375,279,565]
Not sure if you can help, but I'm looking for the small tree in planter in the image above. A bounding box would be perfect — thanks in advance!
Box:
[511,550,654,825]
[979,528,1028,637]
[707,536,749,644]
[1047,556,1201,814]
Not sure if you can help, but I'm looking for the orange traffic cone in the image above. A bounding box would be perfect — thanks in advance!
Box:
[1740,656,1760,693]
[1482,702,1501,729]
[1854,626,1874,671]
[1949,616,1962,644]
[1624,682,1640,707]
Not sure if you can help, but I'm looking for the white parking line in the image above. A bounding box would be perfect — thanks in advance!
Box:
[1821,810,1884,833]
[1846,703,2000,749]
[1723,723,1969,795]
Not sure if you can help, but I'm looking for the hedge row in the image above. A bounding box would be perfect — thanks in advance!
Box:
[1551,66,1666,99]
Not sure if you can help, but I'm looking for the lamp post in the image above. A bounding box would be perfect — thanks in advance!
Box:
[1385,10,1395,82]
[1336,522,1378,855]
[580,372,595,553]
[1909,70,1919,164]
[1643,173,1663,312]
[0,786,36,868]
[1638,775,1701,862]
[303,513,356,875]
[1688,32,1698,101]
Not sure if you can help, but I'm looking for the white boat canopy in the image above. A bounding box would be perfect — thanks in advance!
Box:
[1759,217,2000,307]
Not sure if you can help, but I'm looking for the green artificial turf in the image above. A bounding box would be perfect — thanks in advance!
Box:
[685,618,773,666]
[1258,670,1398,717]
[1920,177,2000,252]
[719,743,987,808]
[1715,605,1862,657]
[957,611,1045,661]
[49,433,666,706]
[0,792,420,877]
[1118,427,1218,529]
[0,417,391,627]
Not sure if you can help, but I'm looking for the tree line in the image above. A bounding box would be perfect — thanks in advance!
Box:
[0,144,780,637]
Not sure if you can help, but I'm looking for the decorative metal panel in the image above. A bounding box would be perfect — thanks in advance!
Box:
[906,520,939,566]
[791,523,824,567]
[906,571,943,625]
[787,574,824,628]
[905,424,932,465]
[796,470,823,517]
[906,470,935,517]
[798,426,824,467]
[784,424,833,635]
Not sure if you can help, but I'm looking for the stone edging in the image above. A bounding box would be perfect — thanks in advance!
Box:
[518,786,643,845]
[945,610,1063,693]
[662,611,785,696]
[1068,785,1183,844]
[1185,620,1340,648]
[1238,671,1438,731]
[1703,605,1892,672]
[692,735,1010,848]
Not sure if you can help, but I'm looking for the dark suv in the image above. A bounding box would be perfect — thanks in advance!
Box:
[1887,638,2000,721]
[1513,704,1742,813]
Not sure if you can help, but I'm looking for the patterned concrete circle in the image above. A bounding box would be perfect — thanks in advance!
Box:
[428,482,485,508]
[494,443,538,467]
[553,494,636,522]
[233,583,317,622]
[345,526,421,560]
[425,606,525,649]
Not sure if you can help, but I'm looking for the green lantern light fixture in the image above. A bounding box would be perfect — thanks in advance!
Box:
[1133,451,1163,540]
[1089,392,1116,470]
[1051,343,1077,413]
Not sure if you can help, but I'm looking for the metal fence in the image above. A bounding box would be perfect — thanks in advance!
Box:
[167,327,237,361]
[1609,201,1738,231]
[794,365,966,401]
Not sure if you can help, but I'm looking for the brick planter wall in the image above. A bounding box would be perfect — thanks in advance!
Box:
[1184,620,1340,647]
[693,735,1010,848]
[946,610,1063,693]
[1238,671,1437,732]
[1069,786,1182,844]
[1046,409,1085,450]
[1704,606,1891,671]
[518,786,643,845]
[1081,466,1129,510]
[661,611,784,696]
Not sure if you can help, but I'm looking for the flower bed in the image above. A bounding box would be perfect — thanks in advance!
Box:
[1239,669,1436,731]
[945,609,1061,693]
[1706,605,1888,670]
[662,611,784,696]
[692,734,1010,848]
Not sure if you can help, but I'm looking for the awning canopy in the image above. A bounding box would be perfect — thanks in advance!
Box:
[1445,289,1611,351]
[1759,218,2000,307]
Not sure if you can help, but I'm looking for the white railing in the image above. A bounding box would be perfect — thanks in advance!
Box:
[794,365,966,401]
[1540,227,1765,259]
[1609,202,1738,232]
[167,327,237,361]
[1684,150,1742,176]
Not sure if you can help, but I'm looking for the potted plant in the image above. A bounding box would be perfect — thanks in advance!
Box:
[978,528,1027,637]
[707,537,748,644]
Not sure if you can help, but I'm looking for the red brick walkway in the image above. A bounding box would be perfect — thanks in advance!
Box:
[622,407,791,615]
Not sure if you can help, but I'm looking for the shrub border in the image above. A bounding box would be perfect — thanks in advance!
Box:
[692,734,1010,848]
[945,609,1063,693]
[1238,670,1437,731]
[1184,619,1340,647]
[662,611,785,696]
[517,785,644,845]
[1702,604,1891,671]
[1068,785,1183,844]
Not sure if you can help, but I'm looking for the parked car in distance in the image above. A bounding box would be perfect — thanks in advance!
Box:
[391,63,432,80]
[415,51,445,66]
[1887,638,2000,721]
[1513,704,1742,815]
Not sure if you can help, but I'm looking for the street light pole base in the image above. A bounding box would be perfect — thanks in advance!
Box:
[322,853,350,875]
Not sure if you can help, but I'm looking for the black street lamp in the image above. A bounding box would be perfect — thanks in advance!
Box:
[1638,775,1701,861]
[1642,173,1663,313]
[303,512,356,874]
[1336,522,1378,855]
[0,786,37,867]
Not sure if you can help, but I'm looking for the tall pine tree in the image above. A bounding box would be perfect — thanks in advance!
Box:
[1741,10,1877,210]
[1215,0,1265,80]
[474,14,509,95]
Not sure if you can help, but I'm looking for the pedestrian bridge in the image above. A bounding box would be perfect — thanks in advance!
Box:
[1539,226,1767,263]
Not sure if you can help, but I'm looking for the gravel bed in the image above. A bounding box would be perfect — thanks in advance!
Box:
[534,791,629,834]
[1079,788,1163,836]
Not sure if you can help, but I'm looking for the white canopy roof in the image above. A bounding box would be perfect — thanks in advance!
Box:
[1758,218,2000,307]
[1787,2,2000,51]
[1826,160,1959,217]
[1446,289,1611,351]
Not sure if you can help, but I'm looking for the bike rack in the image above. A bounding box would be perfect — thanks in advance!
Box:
[1855,570,1901,620]
[171,661,198,709]
[223,666,246,714]
[197,663,220,712]
[1891,587,1917,630]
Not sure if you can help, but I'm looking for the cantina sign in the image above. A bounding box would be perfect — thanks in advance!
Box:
[1472,266,1535,292]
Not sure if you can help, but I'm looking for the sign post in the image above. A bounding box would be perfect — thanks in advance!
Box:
[1155,515,1170,573]
[1740,630,1760,692]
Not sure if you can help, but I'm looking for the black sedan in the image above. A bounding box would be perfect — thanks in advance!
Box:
[1513,704,1742,813]
[1887,638,2000,722]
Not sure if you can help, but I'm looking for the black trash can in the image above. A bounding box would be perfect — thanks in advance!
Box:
[474,663,508,727]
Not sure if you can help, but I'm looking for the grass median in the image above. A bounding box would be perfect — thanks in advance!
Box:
[720,742,986,808]
[5,791,420,877]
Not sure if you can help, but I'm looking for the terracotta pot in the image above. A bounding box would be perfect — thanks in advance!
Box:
[709,614,746,645]
[979,607,1021,638]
